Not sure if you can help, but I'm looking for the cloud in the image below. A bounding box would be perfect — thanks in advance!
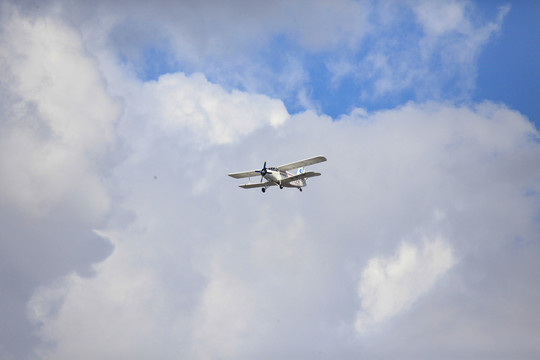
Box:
[1,2,539,359]
[328,1,510,103]
[413,0,469,36]
[411,1,511,95]
[0,10,119,219]
[28,231,190,360]
[355,236,455,333]
[128,72,289,146]
[191,265,258,359]
[0,8,119,358]
[26,93,540,359]
[7,0,509,115]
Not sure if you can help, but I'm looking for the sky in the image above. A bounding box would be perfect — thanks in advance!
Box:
[0,0,539,359]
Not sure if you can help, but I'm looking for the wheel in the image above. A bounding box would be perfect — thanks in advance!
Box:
[299,188,302,192]
[262,188,266,193]
[280,185,283,189]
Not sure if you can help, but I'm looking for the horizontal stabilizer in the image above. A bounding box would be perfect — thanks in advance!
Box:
[280,171,321,184]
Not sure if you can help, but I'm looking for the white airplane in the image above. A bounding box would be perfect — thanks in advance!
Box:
[228,155,327,192]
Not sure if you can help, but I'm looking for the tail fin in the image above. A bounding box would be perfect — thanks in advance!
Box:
[297,167,307,187]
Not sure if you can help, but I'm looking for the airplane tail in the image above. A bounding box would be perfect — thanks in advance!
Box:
[297,167,307,187]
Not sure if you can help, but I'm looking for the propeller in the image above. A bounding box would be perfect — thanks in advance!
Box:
[255,161,268,182]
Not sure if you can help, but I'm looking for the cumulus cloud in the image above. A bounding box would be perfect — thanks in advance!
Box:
[0,8,119,358]
[1,1,539,360]
[191,266,258,359]
[356,236,455,333]
[27,96,540,359]
[28,231,190,360]
[0,11,119,218]
[127,72,288,146]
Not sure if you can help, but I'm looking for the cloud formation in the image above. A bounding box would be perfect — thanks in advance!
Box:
[0,1,539,359]
[330,1,510,103]
[356,236,455,333]
[28,91,540,359]
[125,72,288,146]
[0,11,119,218]
[23,0,507,114]
[0,9,118,357]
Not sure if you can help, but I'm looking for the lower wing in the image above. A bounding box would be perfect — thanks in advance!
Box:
[228,170,260,179]
[239,181,277,189]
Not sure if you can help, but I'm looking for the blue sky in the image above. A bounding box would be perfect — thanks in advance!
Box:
[136,1,540,127]
[475,0,540,125]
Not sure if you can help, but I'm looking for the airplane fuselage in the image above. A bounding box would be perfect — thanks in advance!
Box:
[264,167,306,188]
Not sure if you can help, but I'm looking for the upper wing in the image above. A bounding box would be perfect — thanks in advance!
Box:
[277,155,327,171]
[229,155,326,177]
[228,170,260,179]
[239,181,276,189]
[281,171,321,184]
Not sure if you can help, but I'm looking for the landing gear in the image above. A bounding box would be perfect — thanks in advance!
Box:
[299,188,302,192]
[262,188,266,193]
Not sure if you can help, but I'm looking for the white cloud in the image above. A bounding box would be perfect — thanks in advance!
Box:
[329,1,510,101]
[0,9,120,358]
[141,72,289,145]
[413,0,468,36]
[284,0,368,52]
[191,267,257,359]
[412,1,511,95]
[26,96,540,359]
[28,232,185,360]
[0,11,120,219]
[11,0,508,113]
[355,236,455,333]
[1,2,539,359]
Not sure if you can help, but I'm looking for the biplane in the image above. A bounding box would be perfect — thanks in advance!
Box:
[228,156,327,192]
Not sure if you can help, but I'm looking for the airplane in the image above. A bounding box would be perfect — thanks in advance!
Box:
[228,155,327,193]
